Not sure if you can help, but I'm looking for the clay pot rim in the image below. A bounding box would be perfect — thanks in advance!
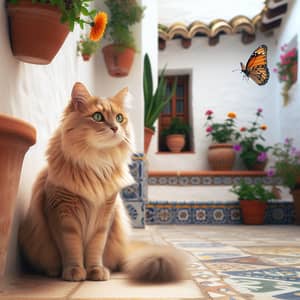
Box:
[0,114,36,145]
[102,44,136,53]
[144,127,154,134]
[209,143,233,149]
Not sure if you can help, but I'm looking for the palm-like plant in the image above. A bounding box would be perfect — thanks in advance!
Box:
[143,53,176,131]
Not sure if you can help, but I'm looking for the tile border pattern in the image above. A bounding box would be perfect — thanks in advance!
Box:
[146,201,295,225]
[121,153,147,228]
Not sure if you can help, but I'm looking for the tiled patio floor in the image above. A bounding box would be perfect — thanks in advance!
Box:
[1,225,300,300]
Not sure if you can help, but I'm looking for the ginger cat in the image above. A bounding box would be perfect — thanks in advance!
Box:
[19,82,186,282]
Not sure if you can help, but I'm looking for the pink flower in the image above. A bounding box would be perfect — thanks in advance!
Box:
[233,144,241,152]
[206,126,212,133]
[281,75,288,81]
[273,68,278,73]
[205,110,213,116]
[257,152,268,162]
[257,108,263,113]
[267,168,275,177]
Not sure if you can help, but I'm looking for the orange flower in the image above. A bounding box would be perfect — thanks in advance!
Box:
[89,12,108,42]
[227,112,236,119]
[240,127,247,132]
[260,124,267,130]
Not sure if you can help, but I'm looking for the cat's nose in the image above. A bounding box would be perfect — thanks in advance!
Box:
[110,126,118,133]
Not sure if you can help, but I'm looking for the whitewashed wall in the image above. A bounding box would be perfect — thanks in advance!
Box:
[148,34,280,170]
[273,0,300,147]
[0,2,96,275]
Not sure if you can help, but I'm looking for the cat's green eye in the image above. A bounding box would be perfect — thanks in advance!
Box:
[116,113,124,123]
[92,112,104,122]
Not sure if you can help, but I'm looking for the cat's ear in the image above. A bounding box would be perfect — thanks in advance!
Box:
[71,82,91,112]
[112,87,129,108]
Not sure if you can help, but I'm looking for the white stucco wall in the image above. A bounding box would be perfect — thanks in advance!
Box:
[147,34,280,171]
[273,0,300,147]
[0,2,96,275]
[93,0,155,153]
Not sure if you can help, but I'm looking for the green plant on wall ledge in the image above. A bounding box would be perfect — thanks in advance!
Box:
[273,45,298,106]
[77,34,100,61]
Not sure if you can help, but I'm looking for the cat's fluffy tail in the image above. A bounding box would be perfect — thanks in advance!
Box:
[124,242,189,282]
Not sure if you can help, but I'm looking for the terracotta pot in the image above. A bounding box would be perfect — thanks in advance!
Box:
[82,54,91,61]
[207,144,235,170]
[144,127,154,153]
[7,1,69,65]
[291,62,298,84]
[102,44,135,77]
[166,134,185,153]
[247,160,268,171]
[291,189,300,225]
[239,200,267,225]
[0,114,36,277]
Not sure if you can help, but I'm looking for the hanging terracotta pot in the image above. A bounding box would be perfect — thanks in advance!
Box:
[166,134,185,153]
[291,62,298,84]
[102,44,135,77]
[207,144,235,171]
[7,0,69,65]
[0,114,36,277]
[239,200,267,225]
[144,127,154,153]
[82,54,91,61]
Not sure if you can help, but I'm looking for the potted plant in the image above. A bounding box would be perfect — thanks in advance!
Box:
[143,53,176,153]
[0,114,36,277]
[161,117,191,153]
[273,45,298,105]
[234,108,271,171]
[77,34,100,61]
[102,0,144,77]
[204,110,238,170]
[6,0,107,64]
[230,179,275,225]
[268,138,300,224]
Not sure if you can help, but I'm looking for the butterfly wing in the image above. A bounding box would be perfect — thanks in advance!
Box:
[245,45,270,86]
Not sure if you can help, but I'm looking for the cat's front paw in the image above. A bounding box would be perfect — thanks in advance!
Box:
[87,265,110,281]
[63,266,86,281]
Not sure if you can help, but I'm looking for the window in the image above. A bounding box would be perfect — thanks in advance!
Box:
[158,75,191,152]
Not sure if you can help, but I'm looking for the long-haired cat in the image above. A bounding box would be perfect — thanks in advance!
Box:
[19,82,186,282]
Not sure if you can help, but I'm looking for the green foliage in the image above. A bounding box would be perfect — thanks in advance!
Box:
[271,138,300,190]
[161,118,191,136]
[144,53,177,131]
[235,109,271,169]
[8,0,98,31]
[104,0,145,50]
[204,111,237,143]
[230,179,275,202]
[77,34,99,56]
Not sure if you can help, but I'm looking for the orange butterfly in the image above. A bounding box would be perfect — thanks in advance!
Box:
[240,44,270,86]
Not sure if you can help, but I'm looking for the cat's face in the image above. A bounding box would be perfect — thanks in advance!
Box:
[62,83,131,152]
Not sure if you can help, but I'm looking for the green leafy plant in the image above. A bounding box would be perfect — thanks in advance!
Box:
[234,108,271,169]
[144,53,177,131]
[77,34,99,57]
[161,117,191,136]
[268,138,300,190]
[8,0,98,31]
[204,110,237,143]
[104,0,145,50]
[230,179,275,202]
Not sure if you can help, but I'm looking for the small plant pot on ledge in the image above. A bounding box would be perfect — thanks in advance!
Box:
[240,200,267,225]
[166,134,185,153]
[207,143,235,170]
[102,44,135,77]
[0,114,36,277]
[7,0,69,64]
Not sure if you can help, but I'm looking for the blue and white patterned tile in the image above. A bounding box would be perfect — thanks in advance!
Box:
[125,201,144,228]
[179,176,190,185]
[190,176,201,185]
[176,208,192,224]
